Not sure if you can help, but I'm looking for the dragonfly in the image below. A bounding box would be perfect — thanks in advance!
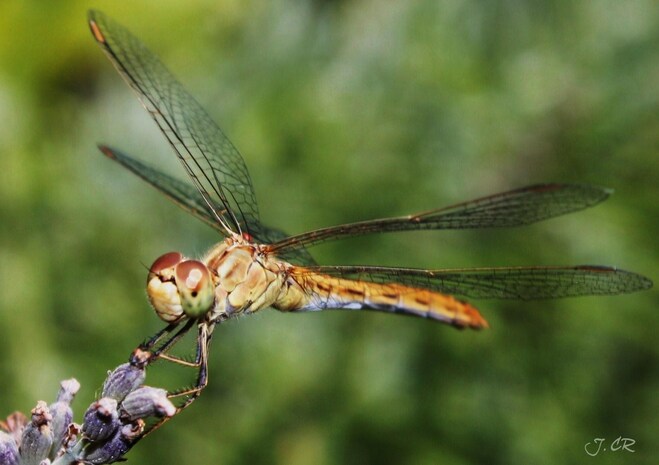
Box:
[88,10,652,423]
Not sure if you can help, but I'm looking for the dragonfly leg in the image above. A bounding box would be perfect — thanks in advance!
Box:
[140,323,212,437]
[156,352,201,367]
[167,322,211,403]
[142,322,180,350]
[151,319,197,358]
[129,319,195,369]
[129,323,179,368]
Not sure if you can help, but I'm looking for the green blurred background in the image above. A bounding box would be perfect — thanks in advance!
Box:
[1,1,657,464]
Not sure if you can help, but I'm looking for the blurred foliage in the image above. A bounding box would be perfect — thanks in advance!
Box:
[1,1,658,464]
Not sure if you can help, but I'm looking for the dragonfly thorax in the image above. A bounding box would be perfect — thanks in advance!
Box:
[147,251,215,323]
[203,238,288,320]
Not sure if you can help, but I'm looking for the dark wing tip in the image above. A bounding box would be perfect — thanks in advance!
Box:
[585,184,614,203]
[577,265,653,293]
[529,182,612,198]
[88,11,106,44]
[97,144,117,160]
[549,182,613,204]
[619,269,654,292]
[639,275,654,291]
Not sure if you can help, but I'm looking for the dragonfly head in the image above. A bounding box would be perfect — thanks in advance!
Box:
[147,252,215,322]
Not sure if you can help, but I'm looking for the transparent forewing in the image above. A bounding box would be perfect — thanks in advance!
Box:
[99,145,317,265]
[291,265,653,300]
[268,184,611,254]
[89,10,257,235]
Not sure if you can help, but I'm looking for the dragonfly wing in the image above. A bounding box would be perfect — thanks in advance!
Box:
[291,265,653,300]
[268,184,611,254]
[278,265,650,329]
[99,145,317,265]
[89,10,256,236]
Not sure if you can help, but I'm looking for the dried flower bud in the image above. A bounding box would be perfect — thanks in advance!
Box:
[0,412,27,445]
[0,431,19,465]
[101,363,145,402]
[62,423,80,451]
[54,379,80,404]
[48,379,79,460]
[19,402,53,465]
[120,387,176,421]
[82,421,143,465]
[82,398,120,443]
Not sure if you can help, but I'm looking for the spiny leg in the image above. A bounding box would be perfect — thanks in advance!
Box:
[142,322,180,350]
[151,318,212,367]
[129,322,179,368]
[168,322,212,404]
[142,323,212,437]
[130,319,196,369]
[152,319,197,358]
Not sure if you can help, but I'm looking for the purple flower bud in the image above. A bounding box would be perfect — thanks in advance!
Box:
[48,379,79,460]
[101,363,146,402]
[81,421,143,464]
[54,379,80,404]
[46,405,70,460]
[0,431,19,465]
[19,402,53,465]
[82,398,120,443]
[120,387,176,421]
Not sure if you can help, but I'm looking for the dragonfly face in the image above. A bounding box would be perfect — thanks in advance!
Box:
[147,251,215,323]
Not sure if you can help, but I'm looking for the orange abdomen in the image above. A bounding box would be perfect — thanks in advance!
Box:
[276,271,488,330]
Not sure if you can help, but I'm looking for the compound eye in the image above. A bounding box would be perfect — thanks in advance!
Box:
[175,260,215,319]
[149,252,184,275]
[146,252,186,323]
